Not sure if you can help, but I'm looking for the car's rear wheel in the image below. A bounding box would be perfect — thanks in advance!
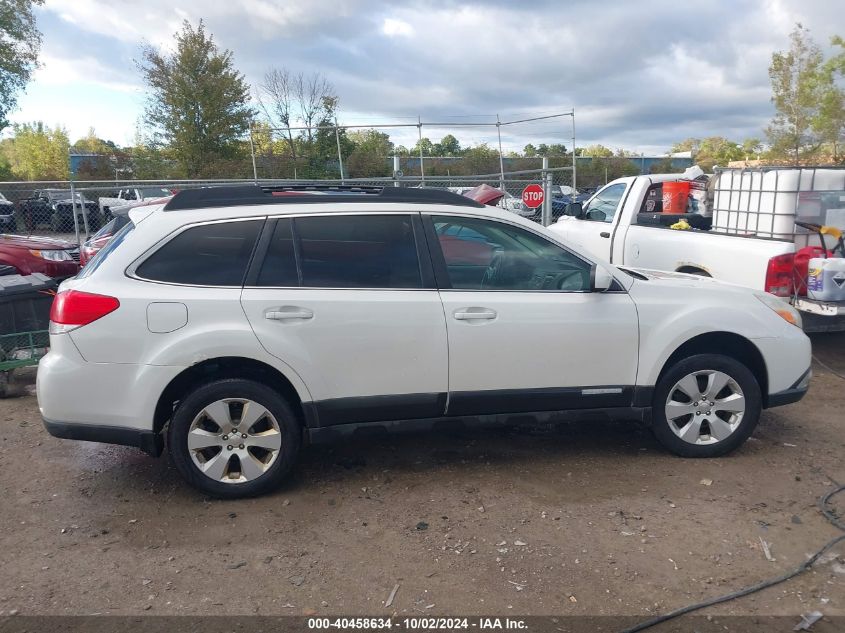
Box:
[167,379,301,498]
[651,354,761,457]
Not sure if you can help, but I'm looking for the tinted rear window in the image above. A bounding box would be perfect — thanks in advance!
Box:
[293,215,421,288]
[136,220,261,286]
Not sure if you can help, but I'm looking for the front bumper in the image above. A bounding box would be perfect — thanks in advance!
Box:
[766,367,811,408]
[42,418,162,456]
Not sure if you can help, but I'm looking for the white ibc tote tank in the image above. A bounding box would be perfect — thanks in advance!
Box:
[712,169,845,241]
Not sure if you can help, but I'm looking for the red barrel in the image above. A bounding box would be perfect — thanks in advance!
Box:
[662,181,691,214]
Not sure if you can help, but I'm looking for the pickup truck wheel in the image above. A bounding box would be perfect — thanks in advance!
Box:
[651,354,761,457]
[167,379,301,498]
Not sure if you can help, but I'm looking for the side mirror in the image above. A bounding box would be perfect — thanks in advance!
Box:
[590,264,613,292]
[564,202,583,218]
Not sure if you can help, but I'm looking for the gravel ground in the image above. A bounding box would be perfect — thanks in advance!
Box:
[0,334,842,623]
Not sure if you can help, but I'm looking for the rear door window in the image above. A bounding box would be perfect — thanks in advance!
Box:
[255,214,423,289]
[135,220,262,286]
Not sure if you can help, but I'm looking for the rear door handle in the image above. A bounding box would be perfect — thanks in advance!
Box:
[600,231,610,238]
[265,307,314,321]
[454,308,497,321]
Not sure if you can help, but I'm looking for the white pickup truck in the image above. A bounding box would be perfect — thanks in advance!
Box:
[98,186,173,219]
[548,171,845,332]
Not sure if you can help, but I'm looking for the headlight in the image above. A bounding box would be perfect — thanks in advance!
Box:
[755,293,802,328]
[29,249,73,262]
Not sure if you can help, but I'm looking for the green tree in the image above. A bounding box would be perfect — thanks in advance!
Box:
[523,143,537,158]
[766,24,824,161]
[0,0,44,130]
[581,144,614,158]
[461,143,499,174]
[345,129,393,177]
[814,35,845,160]
[2,122,69,180]
[432,134,461,156]
[137,20,254,177]
[692,136,744,170]
[412,137,434,156]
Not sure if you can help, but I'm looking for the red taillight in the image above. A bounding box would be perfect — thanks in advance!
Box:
[50,290,120,327]
[764,253,795,297]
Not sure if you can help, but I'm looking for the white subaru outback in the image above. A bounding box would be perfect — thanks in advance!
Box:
[37,186,811,498]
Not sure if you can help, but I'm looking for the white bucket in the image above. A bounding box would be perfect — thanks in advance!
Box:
[807,257,845,301]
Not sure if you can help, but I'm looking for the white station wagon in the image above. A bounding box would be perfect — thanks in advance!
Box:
[37,186,811,497]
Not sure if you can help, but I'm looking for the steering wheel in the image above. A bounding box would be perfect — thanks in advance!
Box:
[556,270,585,291]
[480,252,504,289]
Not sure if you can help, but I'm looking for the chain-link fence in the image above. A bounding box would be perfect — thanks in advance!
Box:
[0,167,577,249]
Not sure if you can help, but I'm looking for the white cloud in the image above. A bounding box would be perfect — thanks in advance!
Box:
[382,18,413,38]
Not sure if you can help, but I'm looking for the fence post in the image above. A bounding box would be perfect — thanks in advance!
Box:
[248,124,258,183]
[393,155,401,187]
[542,157,552,227]
[417,117,425,187]
[570,108,577,194]
[335,117,345,184]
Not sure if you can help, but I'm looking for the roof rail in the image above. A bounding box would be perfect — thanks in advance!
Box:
[163,184,485,211]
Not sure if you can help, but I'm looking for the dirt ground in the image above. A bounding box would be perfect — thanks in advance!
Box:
[0,335,843,625]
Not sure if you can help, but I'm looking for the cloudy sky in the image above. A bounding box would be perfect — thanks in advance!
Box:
[8,0,843,155]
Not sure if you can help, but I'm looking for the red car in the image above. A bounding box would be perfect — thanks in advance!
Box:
[0,234,80,279]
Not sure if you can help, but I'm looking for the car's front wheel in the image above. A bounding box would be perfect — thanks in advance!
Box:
[167,379,301,498]
[651,354,761,457]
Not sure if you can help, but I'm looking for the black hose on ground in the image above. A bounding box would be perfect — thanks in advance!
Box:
[619,484,845,633]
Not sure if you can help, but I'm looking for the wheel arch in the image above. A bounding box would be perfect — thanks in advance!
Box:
[153,357,308,437]
[676,265,711,277]
[656,332,769,405]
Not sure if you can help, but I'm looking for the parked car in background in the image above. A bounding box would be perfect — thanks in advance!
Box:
[99,187,174,220]
[0,193,16,231]
[0,234,79,278]
[80,215,130,266]
[18,190,101,232]
[39,185,810,498]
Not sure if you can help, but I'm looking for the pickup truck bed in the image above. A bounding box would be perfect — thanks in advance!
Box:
[548,173,845,332]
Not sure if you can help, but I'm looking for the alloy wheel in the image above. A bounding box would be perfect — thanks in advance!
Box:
[664,370,746,445]
[187,398,282,484]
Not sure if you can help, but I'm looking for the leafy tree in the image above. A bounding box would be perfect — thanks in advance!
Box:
[0,0,44,130]
[814,35,845,160]
[766,24,824,161]
[346,129,393,177]
[523,143,537,158]
[2,122,69,180]
[412,137,434,156]
[692,136,744,170]
[462,143,499,173]
[741,138,763,156]
[581,144,614,158]
[432,134,461,156]
[137,20,254,177]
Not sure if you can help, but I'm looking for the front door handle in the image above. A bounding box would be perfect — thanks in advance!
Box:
[600,231,610,238]
[454,308,497,321]
[265,307,314,321]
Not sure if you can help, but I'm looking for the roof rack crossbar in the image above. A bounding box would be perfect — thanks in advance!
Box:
[163,184,485,211]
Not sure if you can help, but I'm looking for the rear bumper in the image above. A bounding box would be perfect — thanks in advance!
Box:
[42,418,163,456]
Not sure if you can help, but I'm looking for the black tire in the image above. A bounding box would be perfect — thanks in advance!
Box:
[167,379,301,498]
[651,353,761,457]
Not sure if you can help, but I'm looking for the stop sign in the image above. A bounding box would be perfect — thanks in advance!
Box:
[522,184,545,209]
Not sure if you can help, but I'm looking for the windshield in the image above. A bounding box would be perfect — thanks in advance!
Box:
[0,192,7,201]
[138,187,172,198]
[47,190,89,203]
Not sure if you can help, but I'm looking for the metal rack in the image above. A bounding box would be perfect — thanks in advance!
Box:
[711,167,845,245]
